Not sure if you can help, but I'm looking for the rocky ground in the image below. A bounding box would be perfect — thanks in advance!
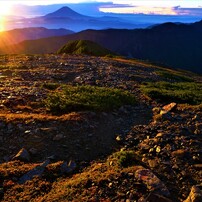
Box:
[0,54,201,201]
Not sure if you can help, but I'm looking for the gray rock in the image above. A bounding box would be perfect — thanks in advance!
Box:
[18,159,50,184]
[60,160,77,174]
[53,134,64,141]
[12,148,30,162]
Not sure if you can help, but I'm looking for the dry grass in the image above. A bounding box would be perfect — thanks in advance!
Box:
[0,112,83,122]
[1,151,145,202]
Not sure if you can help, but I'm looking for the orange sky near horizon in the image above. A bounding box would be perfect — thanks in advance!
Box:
[99,6,178,15]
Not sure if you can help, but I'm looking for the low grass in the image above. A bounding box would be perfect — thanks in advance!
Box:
[39,150,144,202]
[45,85,136,114]
[155,70,193,82]
[1,152,144,202]
[141,82,202,105]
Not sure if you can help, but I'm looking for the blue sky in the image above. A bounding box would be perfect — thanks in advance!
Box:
[4,0,201,7]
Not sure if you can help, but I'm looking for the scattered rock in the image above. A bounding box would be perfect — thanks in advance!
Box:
[12,148,30,162]
[53,134,64,141]
[116,135,123,142]
[171,149,188,158]
[60,160,77,174]
[18,159,50,184]
[184,185,202,202]
[148,159,159,168]
[135,169,170,197]
[162,103,177,113]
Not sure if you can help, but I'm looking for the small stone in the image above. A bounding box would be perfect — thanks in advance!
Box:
[18,159,50,184]
[60,160,76,174]
[148,159,158,168]
[135,169,170,197]
[171,149,188,158]
[156,146,161,153]
[156,133,164,138]
[184,185,202,202]
[193,164,202,170]
[162,102,177,112]
[116,135,122,142]
[108,182,113,188]
[53,134,64,141]
[194,129,200,135]
[12,148,30,162]
[24,130,31,134]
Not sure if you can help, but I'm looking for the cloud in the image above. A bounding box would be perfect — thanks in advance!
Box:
[99,4,202,16]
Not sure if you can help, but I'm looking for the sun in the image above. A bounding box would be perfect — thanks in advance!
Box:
[0,2,12,16]
[0,2,12,32]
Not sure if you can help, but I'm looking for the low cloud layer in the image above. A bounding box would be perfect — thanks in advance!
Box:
[99,4,202,16]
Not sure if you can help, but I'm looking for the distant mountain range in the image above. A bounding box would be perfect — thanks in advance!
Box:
[1,20,202,74]
[0,27,74,46]
[5,6,148,32]
[44,6,88,19]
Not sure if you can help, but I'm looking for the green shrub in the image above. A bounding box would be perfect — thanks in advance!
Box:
[114,151,136,167]
[42,83,60,90]
[141,82,202,105]
[45,85,136,114]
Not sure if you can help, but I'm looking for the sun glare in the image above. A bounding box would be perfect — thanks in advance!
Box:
[0,16,6,32]
[0,2,12,32]
[0,2,12,16]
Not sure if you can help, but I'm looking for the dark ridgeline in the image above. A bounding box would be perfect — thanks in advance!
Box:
[0,27,74,46]
[2,20,202,73]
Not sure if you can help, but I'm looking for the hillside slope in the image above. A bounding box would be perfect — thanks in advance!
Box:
[2,20,202,73]
[0,27,74,46]
[57,40,115,56]
[0,54,201,201]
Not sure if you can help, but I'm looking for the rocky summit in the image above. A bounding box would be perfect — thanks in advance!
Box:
[0,54,201,201]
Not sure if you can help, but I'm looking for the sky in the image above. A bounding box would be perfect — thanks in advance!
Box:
[0,0,202,16]
[0,0,201,7]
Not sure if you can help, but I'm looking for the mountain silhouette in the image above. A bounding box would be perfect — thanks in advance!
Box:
[2,20,202,73]
[0,27,74,46]
[44,6,88,19]
[5,6,143,32]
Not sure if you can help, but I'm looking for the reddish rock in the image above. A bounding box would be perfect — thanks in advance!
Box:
[135,169,170,197]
